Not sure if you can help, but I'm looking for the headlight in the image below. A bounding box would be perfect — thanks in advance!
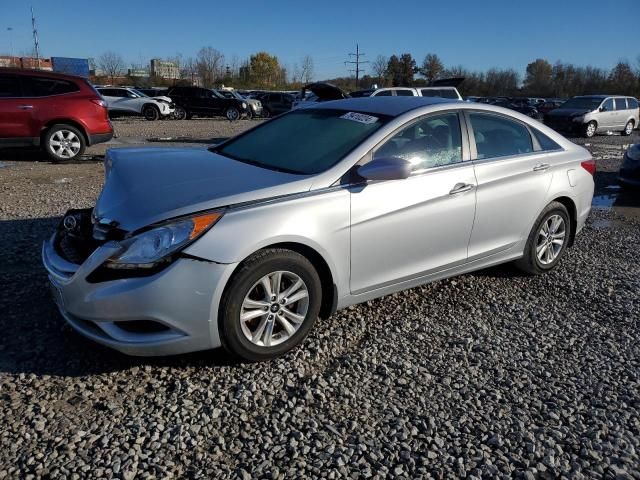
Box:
[105,212,222,269]
[242,102,247,109]
[572,116,585,123]
[626,145,640,161]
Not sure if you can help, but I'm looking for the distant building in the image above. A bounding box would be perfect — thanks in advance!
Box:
[128,68,148,78]
[150,59,180,79]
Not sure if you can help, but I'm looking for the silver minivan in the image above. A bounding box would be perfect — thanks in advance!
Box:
[545,95,639,138]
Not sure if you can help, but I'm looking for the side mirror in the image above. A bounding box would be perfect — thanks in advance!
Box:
[599,106,606,112]
[357,157,412,181]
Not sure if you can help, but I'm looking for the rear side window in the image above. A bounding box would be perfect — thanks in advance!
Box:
[628,98,639,109]
[420,89,438,97]
[0,75,21,97]
[531,128,562,151]
[469,112,533,160]
[614,98,627,110]
[395,89,414,96]
[440,89,460,99]
[27,77,79,96]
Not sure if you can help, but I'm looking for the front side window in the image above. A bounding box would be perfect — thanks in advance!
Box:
[602,98,614,111]
[614,98,627,110]
[395,89,414,96]
[561,97,605,111]
[214,109,389,174]
[469,112,533,160]
[440,89,460,99]
[420,89,438,97]
[374,112,463,171]
[373,90,392,97]
[0,75,21,97]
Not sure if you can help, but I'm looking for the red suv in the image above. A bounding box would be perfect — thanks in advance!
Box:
[0,68,113,161]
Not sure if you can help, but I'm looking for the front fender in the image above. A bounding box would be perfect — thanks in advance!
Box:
[183,188,351,295]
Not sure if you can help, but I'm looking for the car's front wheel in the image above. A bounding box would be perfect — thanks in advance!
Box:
[43,124,86,162]
[584,121,597,138]
[143,105,160,121]
[622,120,634,136]
[225,107,240,121]
[515,201,571,275]
[219,249,322,362]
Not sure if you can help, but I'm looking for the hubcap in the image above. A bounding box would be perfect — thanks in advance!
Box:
[587,123,596,136]
[535,214,566,265]
[240,271,309,347]
[625,123,632,134]
[49,130,81,158]
[227,109,238,120]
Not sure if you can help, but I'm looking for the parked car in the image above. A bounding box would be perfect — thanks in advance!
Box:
[166,86,249,121]
[619,144,640,188]
[216,89,263,118]
[96,87,174,121]
[258,92,295,117]
[0,68,113,161]
[136,87,169,98]
[537,100,564,115]
[350,86,463,100]
[292,82,349,109]
[544,95,639,138]
[43,97,594,361]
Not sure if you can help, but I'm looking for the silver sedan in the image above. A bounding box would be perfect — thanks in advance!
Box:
[42,97,595,361]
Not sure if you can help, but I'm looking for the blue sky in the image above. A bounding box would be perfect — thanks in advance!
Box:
[2,0,638,80]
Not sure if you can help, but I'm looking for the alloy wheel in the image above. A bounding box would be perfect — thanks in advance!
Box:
[586,122,596,137]
[49,130,81,159]
[240,270,309,347]
[226,108,240,121]
[535,214,566,265]
[625,122,633,135]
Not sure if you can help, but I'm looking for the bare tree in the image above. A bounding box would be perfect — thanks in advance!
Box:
[421,53,444,85]
[196,47,224,87]
[372,55,388,87]
[181,57,198,85]
[98,51,125,83]
[300,55,314,84]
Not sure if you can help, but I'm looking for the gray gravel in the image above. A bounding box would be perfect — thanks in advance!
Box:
[0,125,639,479]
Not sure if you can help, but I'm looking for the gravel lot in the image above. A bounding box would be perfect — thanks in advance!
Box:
[0,121,639,479]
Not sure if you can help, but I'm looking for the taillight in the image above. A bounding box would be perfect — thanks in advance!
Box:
[580,159,596,175]
[90,98,107,108]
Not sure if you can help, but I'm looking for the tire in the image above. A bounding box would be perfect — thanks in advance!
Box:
[143,105,160,121]
[246,109,254,120]
[219,248,322,362]
[225,107,240,122]
[622,120,634,136]
[515,201,571,275]
[584,121,597,138]
[43,124,86,162]
[173,106,187,120]
[262,108,272,119]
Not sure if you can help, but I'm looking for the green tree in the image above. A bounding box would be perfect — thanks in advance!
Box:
[524,58,553,95]
[387,53,417,87]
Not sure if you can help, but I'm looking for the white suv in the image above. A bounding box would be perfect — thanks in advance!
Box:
[368,86,463,100]
[97,87,175,121]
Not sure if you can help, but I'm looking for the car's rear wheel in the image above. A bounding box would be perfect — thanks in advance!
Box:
[622,120,634,136]
[584,121,597,138]
[43,124,86,162]
[515,201,571,275]
[143,105,160,121]
[219,249,322,362]
[225,107,240,121]
[173,106,187,120]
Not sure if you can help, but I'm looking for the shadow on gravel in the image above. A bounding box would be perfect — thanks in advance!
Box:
[0,216,239,377]
[0,148,103,164]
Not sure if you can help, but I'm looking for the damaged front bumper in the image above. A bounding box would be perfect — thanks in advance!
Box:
[42,210,237,356]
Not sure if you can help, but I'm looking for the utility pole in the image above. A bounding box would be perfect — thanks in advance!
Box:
[31,6,40,62]
[7,27,13,56]
[345,43,369,89]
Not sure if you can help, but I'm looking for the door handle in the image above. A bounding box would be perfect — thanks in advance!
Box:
[449,183,475,195]
[18,105,34,110]
[533,163,550,171]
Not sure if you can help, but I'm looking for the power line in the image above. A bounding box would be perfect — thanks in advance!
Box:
[344,43,369,89]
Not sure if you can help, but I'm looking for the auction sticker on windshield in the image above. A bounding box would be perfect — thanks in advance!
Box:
[340,112,379,124]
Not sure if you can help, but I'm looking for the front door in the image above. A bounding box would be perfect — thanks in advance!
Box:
[350,111,477,293]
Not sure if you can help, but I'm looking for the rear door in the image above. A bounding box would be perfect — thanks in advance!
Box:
[466,111,555,259]
[0,73,33,142]
[613,97,628,128]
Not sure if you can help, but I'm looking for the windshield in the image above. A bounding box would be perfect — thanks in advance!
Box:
[560,97,603,110]
[131,88,149,98]
[213,109,390,174]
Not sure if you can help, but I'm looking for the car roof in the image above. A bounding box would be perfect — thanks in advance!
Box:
[311,96,457,117]
[0,67,85,82]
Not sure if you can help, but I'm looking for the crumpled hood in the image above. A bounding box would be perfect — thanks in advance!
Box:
[547,108,591,117]
[151,95,173,103]
[94,147,313,232]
